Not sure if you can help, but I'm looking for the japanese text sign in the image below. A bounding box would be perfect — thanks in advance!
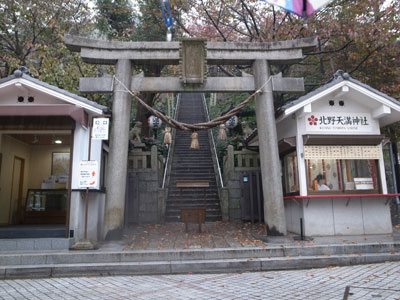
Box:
[92,118,109,140]
[78,161,99,189]
[305,113,372,133]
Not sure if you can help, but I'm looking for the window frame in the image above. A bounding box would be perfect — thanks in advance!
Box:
[305,158,381,195]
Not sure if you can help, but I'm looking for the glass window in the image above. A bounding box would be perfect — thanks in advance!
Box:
[25,189,67,212]
[306,159,341,191]
[341,160,379,191]
[284,152,299,193]
[305,159,379,193]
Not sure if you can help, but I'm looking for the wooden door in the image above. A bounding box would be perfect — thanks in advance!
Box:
[240,171,264,223]
[9,156,25,224]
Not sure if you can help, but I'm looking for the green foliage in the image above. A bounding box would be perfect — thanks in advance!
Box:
[0,0,110,107]
[206,93,253,166]
[132,0,168,42]
[141,136,168,157]
[95,0,135,39]
[0,0,93,77]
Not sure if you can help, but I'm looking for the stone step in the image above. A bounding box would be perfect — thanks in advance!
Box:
[169,175,217,180]
[166,205,221,211]
[166,194,219,199]
[172,166,215,171]
[166,93,221,218]
[3,252,400,279]
[1,242,399,266]
[165,215,222,222]
[167,192,219,198]
[171,160,213,165]
[2,241,400,278]
[0,238,75,252]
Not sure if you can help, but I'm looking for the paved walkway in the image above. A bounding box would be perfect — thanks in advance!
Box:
[98,222,400,252]
[1,262,400,299]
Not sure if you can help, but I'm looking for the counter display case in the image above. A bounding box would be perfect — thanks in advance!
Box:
[23,189,67,224]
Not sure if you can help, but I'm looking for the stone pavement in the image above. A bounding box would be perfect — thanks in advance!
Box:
[1,262,400,299]
[99,222,400,252]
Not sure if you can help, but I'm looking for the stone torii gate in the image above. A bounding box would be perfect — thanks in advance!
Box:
[65,35,317,239]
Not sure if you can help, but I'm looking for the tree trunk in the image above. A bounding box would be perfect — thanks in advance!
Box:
[134,65,162,137]
[136,92,156,137]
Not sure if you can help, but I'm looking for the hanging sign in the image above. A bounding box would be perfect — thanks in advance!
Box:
[305,113,372,133]
[167,93,174,117]
[304,145,381,160]
[92,118,109,140]
[78,161,99,188]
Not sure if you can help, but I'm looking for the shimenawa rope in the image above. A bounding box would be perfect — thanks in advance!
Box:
[112,75,271,132]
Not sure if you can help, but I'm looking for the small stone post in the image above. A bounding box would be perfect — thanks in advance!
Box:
[103,59,132,240]
[253,59,287,236]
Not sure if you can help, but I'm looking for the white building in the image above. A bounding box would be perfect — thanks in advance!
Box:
[275,70,400,236]
[0,69,108,244]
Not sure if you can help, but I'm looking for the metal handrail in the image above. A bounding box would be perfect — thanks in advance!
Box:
[202,94,224,188]
[162,94,180,188]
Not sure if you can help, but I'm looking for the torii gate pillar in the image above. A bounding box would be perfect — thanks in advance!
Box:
[254,59,287,235]
[103,59,132,239]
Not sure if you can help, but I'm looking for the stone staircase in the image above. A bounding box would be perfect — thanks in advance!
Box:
[1,242,400,279]
[165,93,221,222]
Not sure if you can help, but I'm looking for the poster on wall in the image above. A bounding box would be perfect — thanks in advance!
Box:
[305,113,372,133]
[78,160,99,189]
[52,152,70,183]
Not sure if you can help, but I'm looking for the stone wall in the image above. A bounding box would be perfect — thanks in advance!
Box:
[126,145,165,224]
[222,145,261,222]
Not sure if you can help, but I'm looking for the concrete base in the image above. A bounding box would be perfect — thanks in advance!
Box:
[70,239,98,250]
[285,197,393,236]
[0,238,74,251]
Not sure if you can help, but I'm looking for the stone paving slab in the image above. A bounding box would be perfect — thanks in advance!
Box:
[1,262,400,299]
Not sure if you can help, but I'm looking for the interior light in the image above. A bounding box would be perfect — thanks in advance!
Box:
[54,140,62,144]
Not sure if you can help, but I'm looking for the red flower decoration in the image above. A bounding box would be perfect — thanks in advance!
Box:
[308,115,318,126]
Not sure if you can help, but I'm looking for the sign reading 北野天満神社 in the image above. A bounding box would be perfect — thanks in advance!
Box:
[305,113,372,133]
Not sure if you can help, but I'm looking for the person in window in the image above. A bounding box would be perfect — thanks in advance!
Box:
[315,174,330,190]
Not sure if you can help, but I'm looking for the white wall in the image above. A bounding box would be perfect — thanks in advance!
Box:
[71,124,103,190]
[69,122,105,241]
[276,117,297,141]
[28,145,70,189]
[0,82,68,105]
[302,197,392,236]
[69,191,105,240]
